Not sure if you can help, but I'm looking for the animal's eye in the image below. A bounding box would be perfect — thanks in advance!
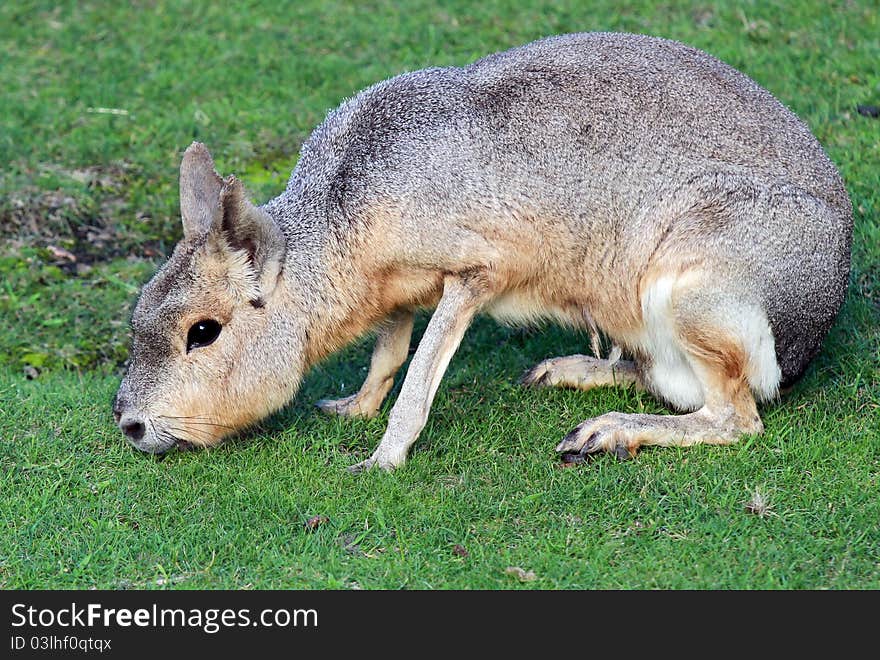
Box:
[186,319,221,352]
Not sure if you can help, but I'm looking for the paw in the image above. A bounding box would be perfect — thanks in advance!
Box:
[521,354,620,391]
[520,358,560,387]
[347,456,379,473]
[347,449,406,473]
[555,412,640,462]
[521,355,589,387]
[316,394,378,419]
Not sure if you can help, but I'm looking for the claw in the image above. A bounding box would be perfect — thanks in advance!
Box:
[520,357,564,387]
[555,432,577,453]
[554,412,642,461]
[347,457,377,474]
[315,398,343,414]
[556,424,586,452]
[348,453,403,473]
[316,395,375,419]
[585,430,605,453]
[556,428,601,455]
[560,451,586,465]
[519,366,546,386]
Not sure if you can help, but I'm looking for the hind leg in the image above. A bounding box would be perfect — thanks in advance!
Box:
[556,376,762,461]
[557,277,774,461]
[521,349,643,392]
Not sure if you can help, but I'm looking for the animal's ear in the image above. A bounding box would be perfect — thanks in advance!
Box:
[218,175,286,298]
[179,142,224,240]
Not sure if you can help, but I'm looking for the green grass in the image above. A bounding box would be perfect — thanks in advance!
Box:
[1,0,878,589]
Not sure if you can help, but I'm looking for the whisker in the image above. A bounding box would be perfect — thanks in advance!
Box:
[150,419,168,443]
[173,424,234,437]
[156,415,235,430]
[159,429,206,442]
[180,421,235,430]
[163,425,215,441]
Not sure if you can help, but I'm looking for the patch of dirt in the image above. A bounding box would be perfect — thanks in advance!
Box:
[3,187,86,240]
[1,162,164,266]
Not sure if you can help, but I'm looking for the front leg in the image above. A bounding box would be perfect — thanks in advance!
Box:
[350,274,490,472]
[316,308,414,418]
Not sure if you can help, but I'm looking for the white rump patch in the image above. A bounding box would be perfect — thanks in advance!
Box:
[627,274,781,410]
[634,275,705,411]
[730,306,782,402]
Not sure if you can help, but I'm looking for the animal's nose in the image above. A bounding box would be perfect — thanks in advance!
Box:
[120,417,146,442]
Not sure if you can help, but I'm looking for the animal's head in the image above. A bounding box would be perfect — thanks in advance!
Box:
[113,142,300,453]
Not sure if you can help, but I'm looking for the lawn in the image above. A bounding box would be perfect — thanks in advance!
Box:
[1,0,878,589]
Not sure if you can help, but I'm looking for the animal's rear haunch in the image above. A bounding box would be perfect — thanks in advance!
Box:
[114,32,852,469]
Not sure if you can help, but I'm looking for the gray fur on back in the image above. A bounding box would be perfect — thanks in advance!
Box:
[264,32,852,386]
